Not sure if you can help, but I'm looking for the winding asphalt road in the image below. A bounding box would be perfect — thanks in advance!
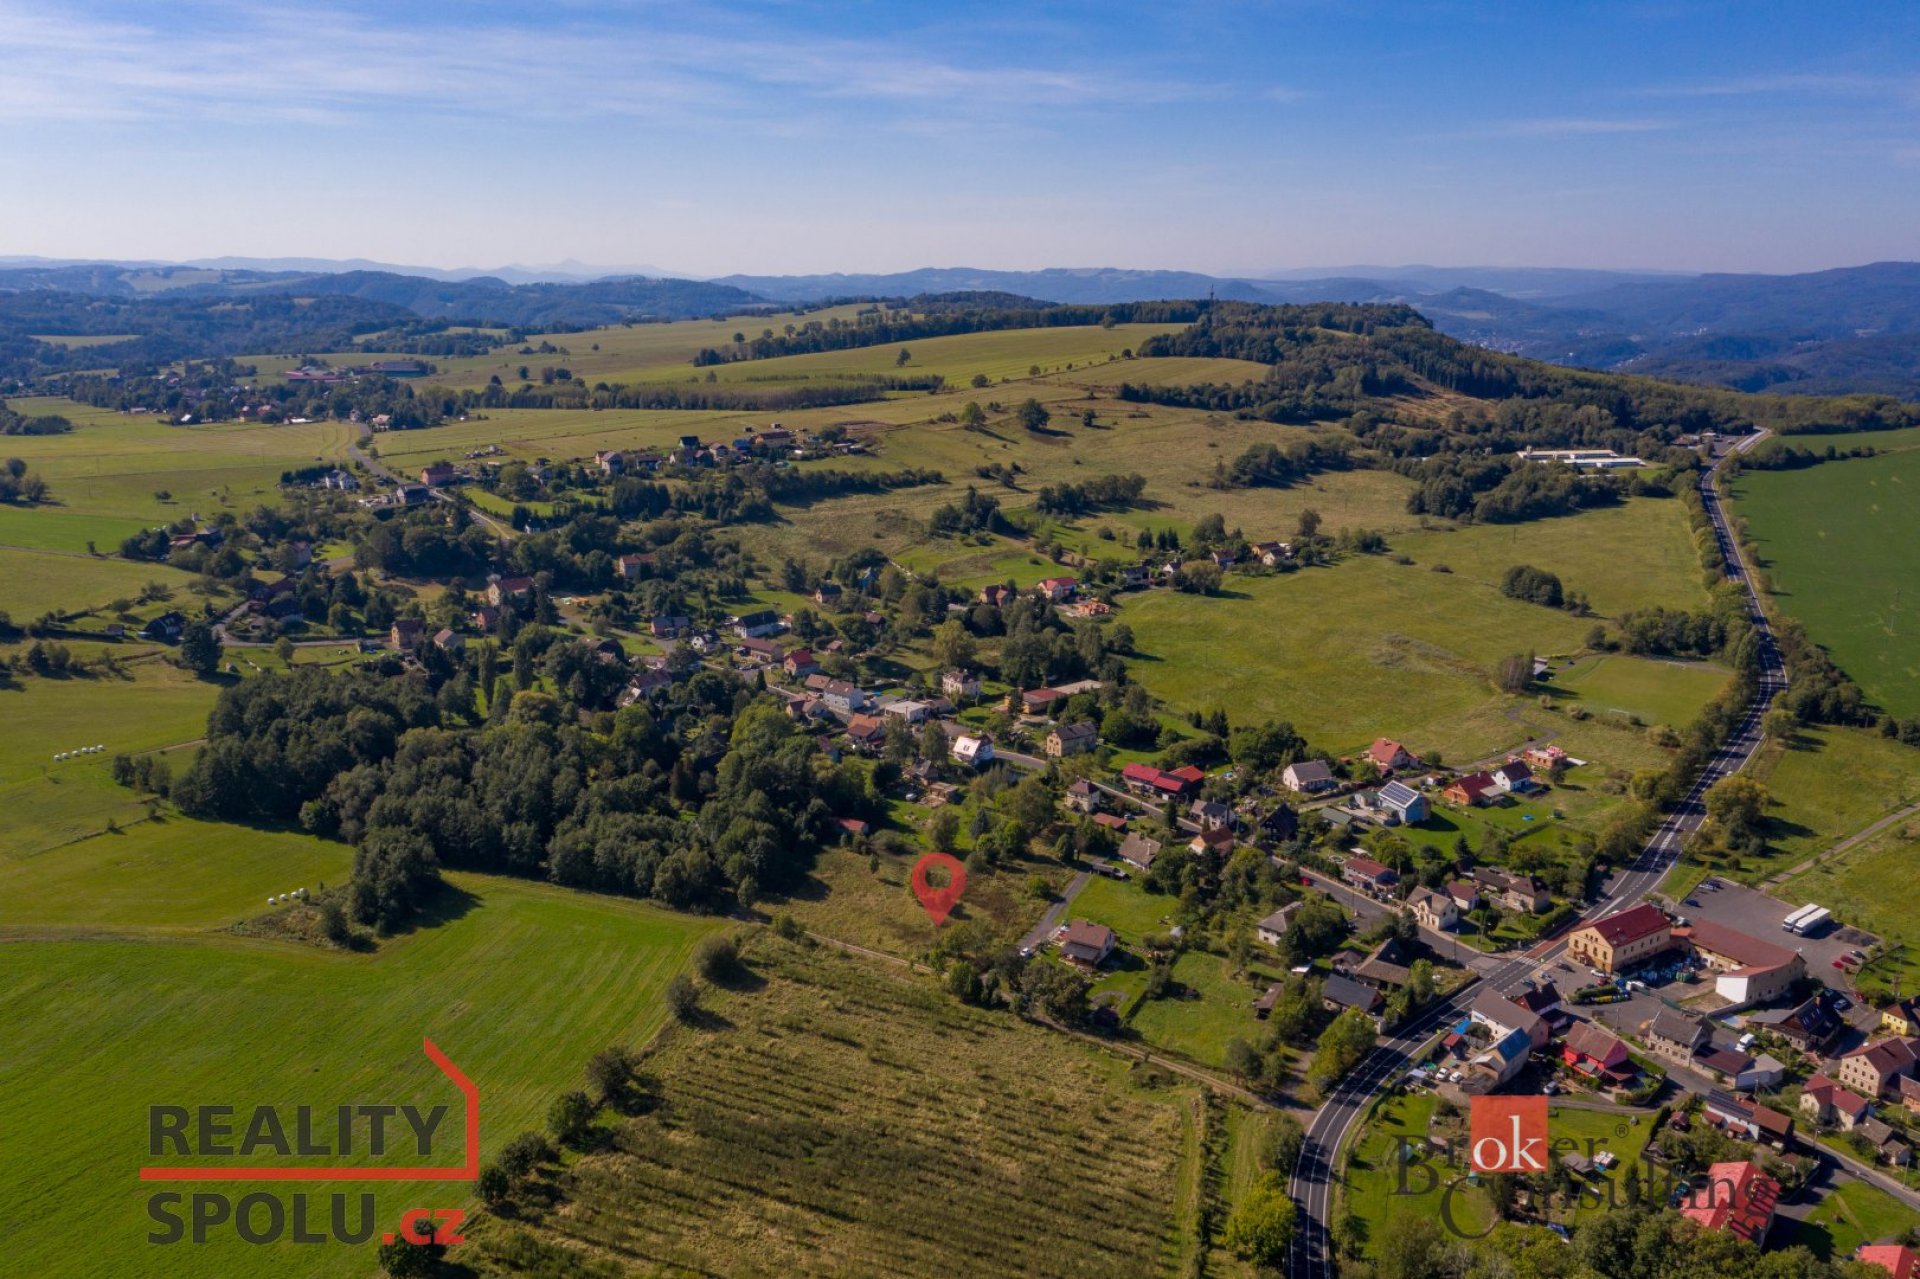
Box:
[1285,433,1787,1278]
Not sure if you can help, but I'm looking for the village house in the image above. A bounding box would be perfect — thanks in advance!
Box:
[1883,999,1920,1038]
[1408,887,1460,932]
[1562,1021,1634,1084]
[1120,762,1199,799]
[432,627,463,653]
[420,461,456,486]
[320,468,358,490]
[740,636,783,662]
[1377,779,1428,824]
[1116,831,1162,872]
[732,609,783,639]
[1858,1245,1920,1279]
[1861,1118,1912,1167]
[1341,855,1399,898]
[1034,576,1078,602]
[1353,938,1416,991]
[487,575,534,608]
[1511,982,1563,1021]
[1188,825,1236,858]
[1748,989,1845,1053]
[1020,687,1068,716]
[1835,1038,1920,1100]
[1064,779,1100,814]
[1444,771,1500,807]
[1045,721,1097,758]
[1252,540,1291,566]
[951,735,993,768]
[783,649,818,678]
[649,615,691,638]
[1567,901,1674,974]
[1257,903,1301,948]
[1681,1161,1779,1246]
[812,581,843,606]
[1446,880,1482,914]
[1801,1074,1874,1131]
[979,584,1013,607]
[1057,919,1114,968]
[616,552,654,580]
[1282,759,1336,794]
[1189,798,1234,830]
[1644,1007,1712,1068]
[1474,868,1551,914]
[1366,738,1413,772]
[1491,760,1536,793]
[845,714,888,753]
[389,618,424,649]
[1322,974,1384,1019]
[1470,988,1549,1050]
[821,681,870,716]
[940,669,981,701]
[1466,1026,1534,1092]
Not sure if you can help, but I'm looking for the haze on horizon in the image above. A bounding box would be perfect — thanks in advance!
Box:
[2,0,1916,278]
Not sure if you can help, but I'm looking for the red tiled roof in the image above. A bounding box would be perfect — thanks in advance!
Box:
[1583,902,1671,948]
[1858,1245,1919,1279]
[1681,1160,1778,1244]
[1683,918,1798,970]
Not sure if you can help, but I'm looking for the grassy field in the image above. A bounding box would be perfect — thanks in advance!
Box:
[1793,1178,1920,1260]
[1735,451,1920,719]
[485,931,1199,1278]
[1127,948,1281,1070]
[1540,653,1730,730]
[0,872,716,1279]
[1114,497,1710,762]
[1342,1093,1492,1256]
[0,546,210,621]
[1393,497,1709,618]
[0,661,220,856]
[1747,725,1920,875]
[0,396,357,535]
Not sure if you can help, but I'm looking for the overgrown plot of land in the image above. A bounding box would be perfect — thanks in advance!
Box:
[506,935,1191,1279]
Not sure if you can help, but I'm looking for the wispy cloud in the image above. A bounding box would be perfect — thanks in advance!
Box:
[1638,72,1887,98]
[0,1,1196,127]
[1479,117,1673,138]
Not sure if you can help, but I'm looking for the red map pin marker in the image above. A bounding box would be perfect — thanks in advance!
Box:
[911,852,967,926]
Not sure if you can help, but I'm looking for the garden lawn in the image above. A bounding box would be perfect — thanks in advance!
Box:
[1793,1179,1920,1260]
[1126,948,1282,1070]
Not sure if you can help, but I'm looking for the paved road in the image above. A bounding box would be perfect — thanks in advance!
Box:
[1286,434,1789,1278]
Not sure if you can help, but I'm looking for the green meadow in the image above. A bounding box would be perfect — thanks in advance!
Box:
[1735,450,1920,718]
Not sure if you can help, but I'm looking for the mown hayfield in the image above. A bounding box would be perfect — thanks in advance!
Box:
[1119,554,1595,761]
[1393,497,1710,618]
[0,661,219,854]
[1735,452,1920,718]
[0,817,352,938]
[619,323,1180,389]
[490,932,1193,1279]
[1065,356,1275,388]
[0,873,717,1279]
[1541,653,1729,729]
[0,397,357,528]
[0,546,209,620]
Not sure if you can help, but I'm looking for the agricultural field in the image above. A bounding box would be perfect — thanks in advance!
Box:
[484,930,1207,1279]
[1734,450,1920,718]
[0,873,717,1279]
[1393,497,1710,618]
[0,395,357,534]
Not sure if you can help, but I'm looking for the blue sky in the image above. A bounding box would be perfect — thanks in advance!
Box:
[1,1,1916,275]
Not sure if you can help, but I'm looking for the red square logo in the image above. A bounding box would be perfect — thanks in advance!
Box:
[1469,1095,1548,1173]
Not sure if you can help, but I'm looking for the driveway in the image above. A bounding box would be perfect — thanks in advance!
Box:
[1018,870,1090,953]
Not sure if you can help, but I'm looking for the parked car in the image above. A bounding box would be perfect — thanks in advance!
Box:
[1683,898,1701,908]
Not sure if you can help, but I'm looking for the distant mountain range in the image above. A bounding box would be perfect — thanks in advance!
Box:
[5,255,1920,396]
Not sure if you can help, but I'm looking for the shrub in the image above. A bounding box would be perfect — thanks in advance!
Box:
[547,1089,596,1147]
[693,933,740,981]
[666,973,699,1021]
